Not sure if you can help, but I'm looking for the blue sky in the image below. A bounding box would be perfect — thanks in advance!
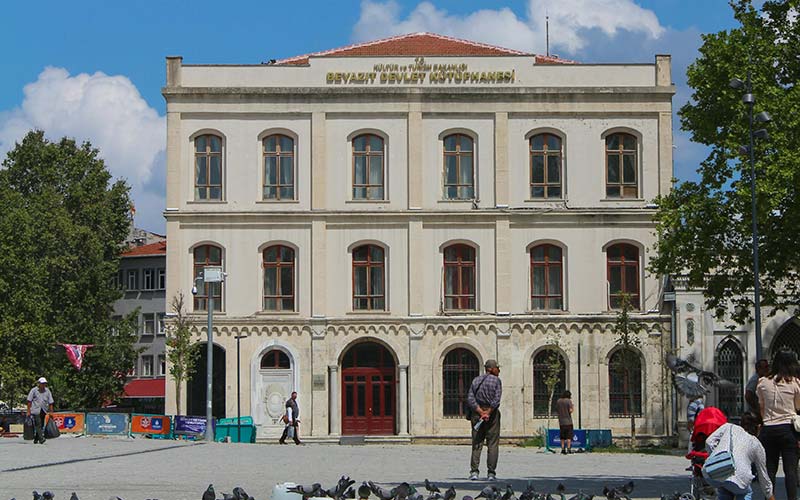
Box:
[0,0,748,233]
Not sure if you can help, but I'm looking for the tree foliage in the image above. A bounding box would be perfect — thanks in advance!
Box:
[612,294,643,447]
[0,131,138,409]
[166,292,200,416]
[651,0,800,324]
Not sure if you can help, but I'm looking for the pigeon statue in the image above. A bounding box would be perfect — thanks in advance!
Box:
[443,487,456,500]
[71,494,79,500]
[288,484,324,500]
[424,481,440,495]
[367,482,395,500]
[358,483,373,500]
[203,485,216,500]
[602,481,634,500]
[665,354,736,398]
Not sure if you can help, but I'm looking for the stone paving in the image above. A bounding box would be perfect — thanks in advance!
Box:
[0,436,786,500]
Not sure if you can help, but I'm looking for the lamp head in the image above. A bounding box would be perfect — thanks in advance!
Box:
[755,111,772,123]
[753,128,770,140]
[738,145,750,155]
[191,285,198,295]
[729,77,745,90]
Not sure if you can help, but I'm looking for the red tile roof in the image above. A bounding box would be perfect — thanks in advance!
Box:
[122,241,166,257]
[273,32,576,65]
[123,378,165,398]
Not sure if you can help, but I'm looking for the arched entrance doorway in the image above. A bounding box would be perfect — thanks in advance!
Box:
[187,343,226,419]
[770,318,800,359]
[341,341,396,435]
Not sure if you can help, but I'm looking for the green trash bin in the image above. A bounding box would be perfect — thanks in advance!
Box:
[215,416,256,443]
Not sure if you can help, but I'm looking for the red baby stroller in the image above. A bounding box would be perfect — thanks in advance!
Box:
[686,407,728,500]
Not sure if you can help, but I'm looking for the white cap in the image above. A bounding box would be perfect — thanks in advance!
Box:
[37,377,47,384]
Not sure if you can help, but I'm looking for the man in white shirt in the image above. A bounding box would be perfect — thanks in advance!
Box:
[26,377,54,445]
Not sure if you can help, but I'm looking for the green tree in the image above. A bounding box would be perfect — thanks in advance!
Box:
[651,0,800,324]
[0,131,138,409]
[166,292,200,416]
[541,334,565,438]
[611,294,643,448]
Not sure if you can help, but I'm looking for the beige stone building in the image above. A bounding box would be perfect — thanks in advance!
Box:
[162,33,676,442]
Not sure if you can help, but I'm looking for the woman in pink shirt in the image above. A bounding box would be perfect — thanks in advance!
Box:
[756,350,800,500]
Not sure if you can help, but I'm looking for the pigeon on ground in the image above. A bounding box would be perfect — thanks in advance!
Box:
[602,481,634,500]
[358,483,372,500]
[568,492,593,500]
[409,493,425,500]
[71,494,79,500]
[394,483,414,500]
[665,354,735,398]
[476,486,500,500]
[367,482,395,500]
[222,493,236,500]
[232,487,251,500]
[288,484,324,500]
[424,481,441,495]
[42,494,53,500]
[463,497,474,500]
[426,493,443,500]
[501,485,516,500]
[344,487,356,499]
[518,483,535,500]
[203,484,216,500]
[443,487,456,500]
[32,493,42,500]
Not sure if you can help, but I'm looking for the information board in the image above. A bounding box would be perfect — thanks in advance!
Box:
[174,415,213,435]
[546,428,587,449]
[86,412,129,436]
[51,412,85,433]
[130,414,171,435]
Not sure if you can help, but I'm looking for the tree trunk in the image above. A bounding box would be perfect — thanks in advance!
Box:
[176,381,182,416]
[627,367,636,448]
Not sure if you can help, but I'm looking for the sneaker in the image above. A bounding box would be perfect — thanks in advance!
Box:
[40,438,46,445]
[487,473,497,482]
[567,449,572,454]
[33,439,39,444]
[561,449,567,455]
[469,472,479,481]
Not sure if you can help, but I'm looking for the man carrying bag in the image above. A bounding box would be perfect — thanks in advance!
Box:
[26,377,54,445]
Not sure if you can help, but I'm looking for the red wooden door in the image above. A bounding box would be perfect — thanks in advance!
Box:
[341,342,396,435]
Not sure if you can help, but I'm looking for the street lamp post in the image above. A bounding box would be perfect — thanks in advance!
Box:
[235,334,246,443]
[192,267,225,442]
[730,73,772,361]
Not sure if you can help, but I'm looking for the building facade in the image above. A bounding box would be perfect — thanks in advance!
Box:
[115,239,168,413]
[163,33,676,441]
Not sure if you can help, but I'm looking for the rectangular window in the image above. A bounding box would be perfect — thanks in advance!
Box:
[156,313,166,335]
[141,355,154,377]
[157,268,166,290]
[126,269,138,290]
[158,355,166,376]
[142,313,155,335]
[194,134,223,201]
[142,269,155,290]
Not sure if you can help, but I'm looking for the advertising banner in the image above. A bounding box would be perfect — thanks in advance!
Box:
[546,428,587,449]
[86,412,129,435]
[51,412,85,433]
[174,415,213,435]
[130,414,171,435]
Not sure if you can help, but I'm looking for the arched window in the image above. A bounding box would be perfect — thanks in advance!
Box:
[443,134,474,200]
[352,244,385,310]
[443,348,480,417]
[352,134,384,200]
[531,244,563,310]
[607,243,640,310]
[530,134,562,199]
[263,135,295,200]
[194,134,223,200]
[260,349,291,369]
[443,244,476,310]
[770,318,800,360]
[532,348,567,417]
[605,133,637,198]
[716,338,743,418]
[608,348,643,416]
[263,245,295,311]
[193,244,223,311]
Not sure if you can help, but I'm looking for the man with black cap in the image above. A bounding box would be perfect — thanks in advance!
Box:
[467,359,502,481]
[26,377,54,444]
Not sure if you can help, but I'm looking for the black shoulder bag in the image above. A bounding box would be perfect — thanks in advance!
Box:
[465,376,488,421]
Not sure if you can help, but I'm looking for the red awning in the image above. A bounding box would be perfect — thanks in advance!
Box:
[123,378,165,398]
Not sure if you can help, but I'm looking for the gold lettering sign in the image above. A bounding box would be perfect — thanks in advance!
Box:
[325,57,515,85]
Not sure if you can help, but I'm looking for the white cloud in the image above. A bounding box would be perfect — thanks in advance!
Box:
[0,67,166,232]
[353,0,665,55]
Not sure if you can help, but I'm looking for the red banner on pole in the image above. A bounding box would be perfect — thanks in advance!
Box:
[60,344,93,370]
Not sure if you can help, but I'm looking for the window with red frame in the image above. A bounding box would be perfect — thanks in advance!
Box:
[530,244,563,310]
[352,134,385,200]
[263,245,295,311]
[193,244,222,311]
[194,134,223,200]
[352,244,385,310]
[607,243,639,310]
[263,135,295,200]
[260,349,291,369]
[605,133,637,198]
[443,244,476,310]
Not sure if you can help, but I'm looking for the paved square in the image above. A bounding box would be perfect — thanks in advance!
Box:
[0,437,784,500]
